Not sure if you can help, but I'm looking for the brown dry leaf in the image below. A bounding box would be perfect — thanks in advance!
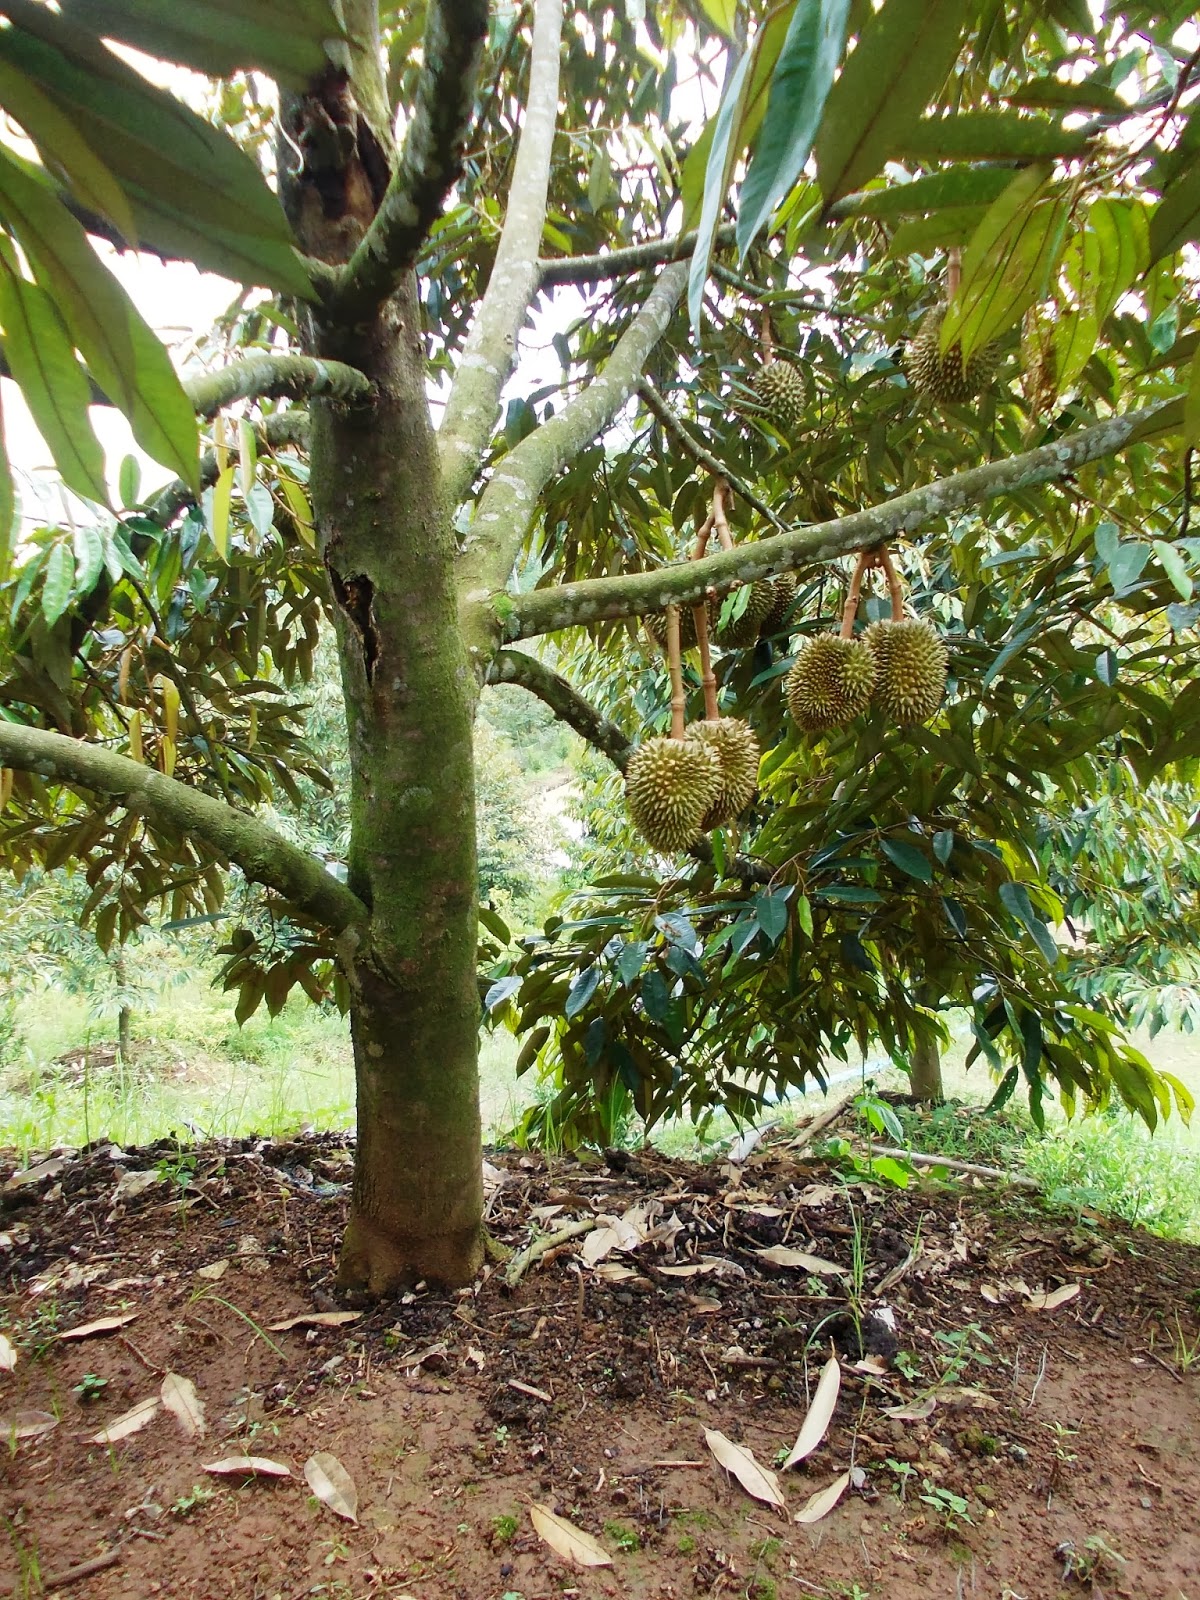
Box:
[203,1456,291,1479]
[980,1282,1002,1303]
[89,1396,160,1444]
[59,1313,138,1342]
[304,1451,358,1522]
[530,1503,612,1567]
[3,1157,67,1192]
[795,1183,839,1207]
[882,1396,937,1422]
[688,1295,723,1315]
[594,1262,638,1283]
[756,1246,843,1276]
[794,1471,850,1524]
[195,1260,230,1281]
[267,1311,362,1332]
[1,1410,57,1441]
[852,1354,890,1377]
[508,1379,552,1403]
[112,1167,160,1201]
[0,1333,16,1373]
[704,1429,786,1508]
[1024,1282,1080,1312]
[160,1373,205,1438]
[783,1355,841,1468]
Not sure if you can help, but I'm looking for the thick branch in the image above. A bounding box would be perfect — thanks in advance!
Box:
[185,355,371,420]
[496,403,1172,641]
[487,649,631,770]
[328,0,489,325]
[438,0,564,509]
[0,723,366,935]
[638,382,785,530]
[457,258,689,614]
[538,225,736,289]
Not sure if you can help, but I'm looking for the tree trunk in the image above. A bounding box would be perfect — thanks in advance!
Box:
[910,1033,944,1103]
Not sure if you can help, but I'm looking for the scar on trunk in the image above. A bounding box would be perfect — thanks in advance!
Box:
[330,568,380,683]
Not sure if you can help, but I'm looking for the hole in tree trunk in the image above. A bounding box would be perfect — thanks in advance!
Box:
[329,568,380,683]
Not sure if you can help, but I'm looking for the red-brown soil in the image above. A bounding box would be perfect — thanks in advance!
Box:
[1,1131,1198,1600]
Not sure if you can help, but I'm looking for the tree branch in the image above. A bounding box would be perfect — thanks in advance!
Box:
[456,258,689,618]
[326,0,490,326]
[494,402,1173,642]
[637,382,785,530]
[184,355,371,420]
[438,0,564,510]
[538,225,736,289]
[486,649,631,770]
[0,723,367,935]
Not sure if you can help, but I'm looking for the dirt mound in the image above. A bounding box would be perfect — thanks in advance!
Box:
[0,1133,1197,1598]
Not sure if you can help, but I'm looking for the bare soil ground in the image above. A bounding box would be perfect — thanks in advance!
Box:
[0,1130,1197,1600]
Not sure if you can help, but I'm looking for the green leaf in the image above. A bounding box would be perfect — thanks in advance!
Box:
[72,522,105,594]
[689,45,754,332]
[0,395,14,582]
[1185,342,1200,450]
[56,0,343,92]
[737,0,850,254]
[998,881,1059,964]
[753,887,791,944]
[0,263,108,504]
[617,940,648,986]
[795,893,813,938]
[1153,540,1192,601]
[41,540,74,626]
[1149,159,1200,265]
[206,465,235,558]
[834,165,1014,220]
[484,975,521,1013]
[814,0,969,203]
[890,110,1092,162]
[941,895,967,937]
[697,0,739,39]
[118,454,141,509]
[565,965,602,1019]
[1106,540,1150,595]
[880,837,932,882]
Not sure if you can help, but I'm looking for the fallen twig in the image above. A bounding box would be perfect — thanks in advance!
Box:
[0,1550,121,1594]
[505,1217,597,1287]
[787,1094,856,1155]
[865,1146,1040,1188]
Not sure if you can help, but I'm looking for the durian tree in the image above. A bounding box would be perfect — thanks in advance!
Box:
[1,0,1199,1289]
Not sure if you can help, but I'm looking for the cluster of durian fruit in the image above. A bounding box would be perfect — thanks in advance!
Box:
[624,714,760,853]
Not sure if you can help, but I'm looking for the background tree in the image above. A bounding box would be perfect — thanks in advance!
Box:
[0,0,1197,1290]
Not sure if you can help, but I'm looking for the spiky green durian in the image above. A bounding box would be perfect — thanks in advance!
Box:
[754,359,807,430]
[688,718,761,828]
[625,735,721,852]
[863,617,948,725]
[714,580,778,648]
[644,597,719,652]
[904,303,999,404]
[759,573,798,636]
[786,634,876,731]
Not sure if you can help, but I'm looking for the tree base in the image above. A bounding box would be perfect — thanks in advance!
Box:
[336,1210,485,1294]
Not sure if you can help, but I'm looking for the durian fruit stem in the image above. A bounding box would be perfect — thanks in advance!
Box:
[690,512,716,561]
[711,479,736,552]
[878,545,906,622]
[761,310,775,362]
[666,605,687,740]
[691,506,721,720]
[946,247,962,300]
[839,550,871,640]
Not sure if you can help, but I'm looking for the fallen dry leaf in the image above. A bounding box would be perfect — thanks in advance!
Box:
[195,1260,229,1281]
[852,1353,890,1377]
[757,1245,843,1275]
[0,1333,16,1373]
[783,1355,841,1468]
[0,1410,57,1441]
[1025,1282,1081,1312]
[267,1311,362,1332]
[203,1456,291,1479]
[882,1396,937,1422]
[530,1503,613,1567]
[58,1313,139,1342]
[112,1168,160,1200]
[704,1429,786,1508]
[304,1451,358,1522]
[3,1157,67,1192]
[795,1472,851,1524]
[594,1262,638,1282]
[160,1373,205,1438]
[89,1396,160,1444]
[508,1379,552,1403]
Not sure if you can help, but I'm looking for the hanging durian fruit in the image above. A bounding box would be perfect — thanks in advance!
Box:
[625,734,721,851]
[1020,306,1057,416]
[759,573,798,635]
[753,359,806,431]
[904,302,999,404]
[863,618,948,725]
[714,579,777,648]
[786,633,877,731]
[645,594,718,651]
[689,717,760,828]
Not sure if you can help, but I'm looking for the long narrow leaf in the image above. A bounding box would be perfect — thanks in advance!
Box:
[688,46,754,334]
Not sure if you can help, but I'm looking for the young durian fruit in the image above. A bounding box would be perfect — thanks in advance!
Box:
[904,302,999,404]
[688,718,761,828]
[753,359,807,430]
[1020,308,1058,416]
[863,617,948,725]
[714,579,777,648]
[759,573,798,635]
[624,735,721,852]
[786,634,876,731]
[645,597,718,652]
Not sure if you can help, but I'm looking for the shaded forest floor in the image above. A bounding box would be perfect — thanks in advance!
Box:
[0,1129,1198,1600]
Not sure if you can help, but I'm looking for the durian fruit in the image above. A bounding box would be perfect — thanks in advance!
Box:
[645,596,718,652]
[753,359,806,430]
[863,617,948,725]
[1020,308,1057,416]
[625,735,721,852]
[689,717,761,829]
[904,303,999,404]
[759,573,798,636]
[714,579,777,648]
[786,634,876,731]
